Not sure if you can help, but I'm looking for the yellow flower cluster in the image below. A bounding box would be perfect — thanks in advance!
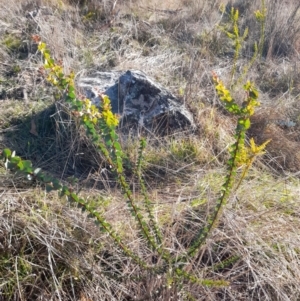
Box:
[101,95,119,127]
[79,99,102,125]
[214,80,233,102]
[236,138,271,167]
[38,39,119,130]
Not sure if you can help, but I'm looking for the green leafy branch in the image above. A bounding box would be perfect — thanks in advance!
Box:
[218,4,266,88]
[187,74,270,258]
[0,148,149,269]
[135,138,163,246]
[254,0,267,58]
[218,7,248,85]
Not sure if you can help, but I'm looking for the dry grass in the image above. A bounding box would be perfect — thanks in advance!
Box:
[226,0,300,58]
[1,0,300,300]
[1,171,300,300]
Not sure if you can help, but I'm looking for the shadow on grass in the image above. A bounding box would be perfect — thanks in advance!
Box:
[1,102,108,184]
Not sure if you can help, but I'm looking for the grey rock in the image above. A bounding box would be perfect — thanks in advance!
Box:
[77,70,195,134]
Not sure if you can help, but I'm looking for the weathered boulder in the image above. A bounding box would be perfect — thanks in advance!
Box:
[77,70,195,134]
